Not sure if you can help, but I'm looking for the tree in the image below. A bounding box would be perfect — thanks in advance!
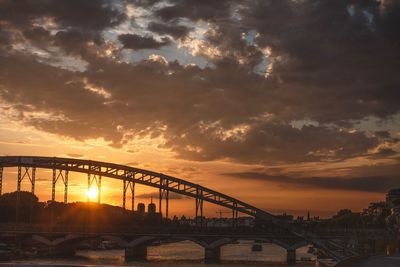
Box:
[0,191,40,222]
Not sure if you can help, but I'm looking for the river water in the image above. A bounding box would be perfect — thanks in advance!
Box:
[2,240,316,266]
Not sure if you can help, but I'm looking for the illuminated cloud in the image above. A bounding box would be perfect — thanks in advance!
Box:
[0,0,399,170]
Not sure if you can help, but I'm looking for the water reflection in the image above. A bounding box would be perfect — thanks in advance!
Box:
[6,240,315,266]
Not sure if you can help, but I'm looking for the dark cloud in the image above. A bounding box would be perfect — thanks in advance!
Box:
[225,172,400,193]
[147,22,192,39]
[374,130,391,139]
[22,27,52,46]
[242,0,400,123]
[0,0,126,30]
[155,0,234,22]
[118,34,171,50]
[164,122,380,164]
[369,148,398,159]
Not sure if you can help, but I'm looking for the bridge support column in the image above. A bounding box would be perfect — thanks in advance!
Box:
[204,247,221,264]
[195,188,204,228]
[125,245,147,262]
[159,177,169,219]
[232,202,238,228]
[52,168,69,203]
[123,179,135,211]
[286,248,296,265]
[15,165,36,222]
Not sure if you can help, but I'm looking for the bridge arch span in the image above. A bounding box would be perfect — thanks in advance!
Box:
[0,156,360,263]
[0,156,276,222]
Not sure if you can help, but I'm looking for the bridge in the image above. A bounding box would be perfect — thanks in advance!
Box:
[0,156,383,265]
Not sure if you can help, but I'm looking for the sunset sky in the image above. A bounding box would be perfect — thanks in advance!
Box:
[0,0,399,218]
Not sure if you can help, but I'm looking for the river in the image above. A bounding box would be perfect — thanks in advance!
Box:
[1,240,316,266]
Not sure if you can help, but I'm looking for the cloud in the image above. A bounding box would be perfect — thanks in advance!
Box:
[0,0,399,168]
[225,172,400,193]
[147,22,192,39]
[155,0,234,22]
[0,0,126,30]
[164,122,380,164]
[118,34,171,50]
[65,153,85,159]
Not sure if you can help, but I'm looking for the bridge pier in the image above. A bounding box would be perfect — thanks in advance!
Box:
[43,245,76,258]
[286,248,296,265]
[204,247,221,264]
[125,245,147,262]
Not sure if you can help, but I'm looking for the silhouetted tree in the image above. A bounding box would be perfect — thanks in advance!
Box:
[0,191,41,223]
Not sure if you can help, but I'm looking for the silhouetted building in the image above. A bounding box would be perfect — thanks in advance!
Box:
[148,198,156,214]
[137,203,145,213]
[387,188,400,208]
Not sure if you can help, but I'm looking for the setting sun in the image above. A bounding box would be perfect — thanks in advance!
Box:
[86,187,99,201]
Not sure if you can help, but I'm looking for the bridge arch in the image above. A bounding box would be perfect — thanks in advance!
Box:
[0,156,359,263]
[0,156,277,222]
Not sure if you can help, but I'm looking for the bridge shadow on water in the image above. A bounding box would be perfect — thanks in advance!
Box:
[73,240,315,265]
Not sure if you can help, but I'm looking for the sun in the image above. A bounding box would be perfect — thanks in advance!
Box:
[86,187,99,200]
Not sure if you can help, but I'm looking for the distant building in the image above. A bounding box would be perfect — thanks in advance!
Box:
[137,203,145,213]
[386,188,400,208]
[148,201,156,214]
[276,213,294,221]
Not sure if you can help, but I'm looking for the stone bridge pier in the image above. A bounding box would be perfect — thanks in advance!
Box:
[31,234,83,257]
[201,238,232,264]
[271,239,308,266]
[100,235,154,262]
[125,245,148,261]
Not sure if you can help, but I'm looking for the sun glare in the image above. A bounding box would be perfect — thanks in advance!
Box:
[86,187,99,200]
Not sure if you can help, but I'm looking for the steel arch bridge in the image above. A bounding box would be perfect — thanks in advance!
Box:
[0,156,362,263]
[0,156,276,222]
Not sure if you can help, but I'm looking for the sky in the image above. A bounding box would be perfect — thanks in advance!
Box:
[0,0,399,218]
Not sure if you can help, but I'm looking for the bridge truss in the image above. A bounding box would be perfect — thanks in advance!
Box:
[0,156,358,262]
[0,156,275,221]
